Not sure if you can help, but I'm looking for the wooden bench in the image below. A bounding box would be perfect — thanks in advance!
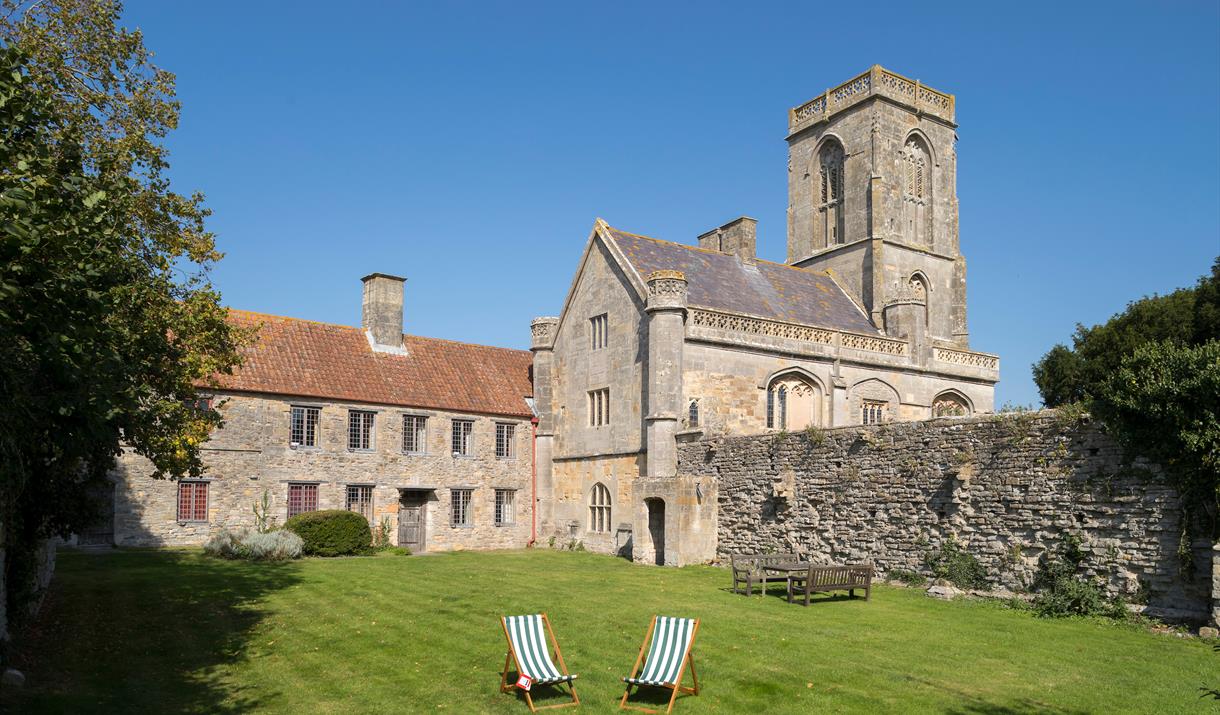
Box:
[730,553,801,596]
[786,564,873,606]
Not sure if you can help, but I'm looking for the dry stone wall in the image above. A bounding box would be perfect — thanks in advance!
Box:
[679,411,1214,620]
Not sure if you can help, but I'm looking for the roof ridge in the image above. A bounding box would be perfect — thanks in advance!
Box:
[227,308,529,356]
[604,225,832,276]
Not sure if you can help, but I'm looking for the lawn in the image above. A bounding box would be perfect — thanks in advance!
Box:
[4,549,1215,714]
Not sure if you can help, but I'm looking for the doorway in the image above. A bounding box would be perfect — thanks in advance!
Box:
[77,482,115,546]
[398,491,429,553]
[645,498,665,566]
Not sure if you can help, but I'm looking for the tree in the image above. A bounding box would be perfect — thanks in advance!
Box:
[1093,341,1220,540]
[1032,258,1220,545]
[0,0,246,632]
[1033,261,1217,407]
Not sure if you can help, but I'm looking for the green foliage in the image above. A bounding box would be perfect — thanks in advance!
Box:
[370,516,393,550]
[203,528,302,562]
[1033,259,1217,408]
[284,510,372,557]
[803,425,826,446]
[252,491,277,534]
[1093,340,1220,540]
[1032,259,1220,541]
[0,3,247,630]
[925,537,988,590]
[1029,534,1126,619]
[887,569,926,587]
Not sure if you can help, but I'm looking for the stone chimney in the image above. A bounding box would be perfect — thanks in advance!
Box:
[361,273,407,355]
[696,216,757,261]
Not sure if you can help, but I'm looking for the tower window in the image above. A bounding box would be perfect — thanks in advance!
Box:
[588,388,610,427]
[817,142,846,247]
[688,399,699,428]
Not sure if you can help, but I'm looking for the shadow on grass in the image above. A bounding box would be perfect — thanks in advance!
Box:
[943,700,1091,715]
[2,549,303,714]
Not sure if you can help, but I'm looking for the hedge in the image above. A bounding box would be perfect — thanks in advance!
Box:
[284,510,372,556]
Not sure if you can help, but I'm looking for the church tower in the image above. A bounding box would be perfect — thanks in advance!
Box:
[786,66,969,348]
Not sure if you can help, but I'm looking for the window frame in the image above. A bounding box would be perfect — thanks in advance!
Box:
[495,422,516,459]
[450,488,473,527]
[289,405,321,448]
[688,399,699,428]
[588,482,612,533]
[589,313,609,350]
[176,480,209,523]
[587,387,610,427]
[345,484,374,524]
[287,482,319,519]
[347,409,376,452]
[451,419,474,457]
[862,399,886,425]
[494,488,515,526]
[402,413,427,455]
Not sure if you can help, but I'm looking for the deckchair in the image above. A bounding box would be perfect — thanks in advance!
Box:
[500,613,580,712]
[619,616,701,714]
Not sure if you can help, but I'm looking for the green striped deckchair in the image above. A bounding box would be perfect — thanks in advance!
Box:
[619,616,701,714]
[499,613,579,712]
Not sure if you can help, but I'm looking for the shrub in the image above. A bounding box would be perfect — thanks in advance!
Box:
[243,530,304,561]
[887,569,926,587]
[925,538,988,590]
[1030,533,1126,619]
[285,510,372,556]
[204,527,303,562]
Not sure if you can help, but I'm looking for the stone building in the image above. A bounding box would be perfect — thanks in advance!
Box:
[529,66,1000,566]
[110,273,536,552]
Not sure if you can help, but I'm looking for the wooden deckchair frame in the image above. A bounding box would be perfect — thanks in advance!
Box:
[619,616,701,714]
[499,613,580,712]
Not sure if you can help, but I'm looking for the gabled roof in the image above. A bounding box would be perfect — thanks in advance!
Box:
[603,225,879,334]
[208,310,533,418]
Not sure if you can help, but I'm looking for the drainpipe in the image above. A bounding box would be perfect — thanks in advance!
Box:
[528,416,539,547]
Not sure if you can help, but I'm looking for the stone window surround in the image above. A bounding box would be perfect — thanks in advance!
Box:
[495,422,517,460]
[176,479,212,524]
[289,403,323,450]
[494,487,517,526]
[347,408,378,452]
[450,418,475,458]
[450,487,475,528]
[401,412,430,455]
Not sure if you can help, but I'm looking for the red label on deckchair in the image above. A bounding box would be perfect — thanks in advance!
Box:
[516,674,533,691]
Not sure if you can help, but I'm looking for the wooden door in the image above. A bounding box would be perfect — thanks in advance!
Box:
[398,494,426,553]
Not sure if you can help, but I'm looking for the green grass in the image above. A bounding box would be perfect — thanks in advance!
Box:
[4,549,1216,713]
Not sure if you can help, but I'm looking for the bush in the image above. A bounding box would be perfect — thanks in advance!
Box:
[285,510,372,556]
[925,538,988,590]
[887,569,926,587]
[1030,534,1125,619]
[203,527,302,562]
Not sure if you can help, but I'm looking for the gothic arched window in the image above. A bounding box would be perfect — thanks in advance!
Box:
[588,482,611,533]
[902,137,932,247]
[767,374,823,430]
[688,399,699,428]
[816,141,846,248]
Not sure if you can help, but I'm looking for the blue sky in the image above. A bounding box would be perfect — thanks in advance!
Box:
[125,0,1219,408]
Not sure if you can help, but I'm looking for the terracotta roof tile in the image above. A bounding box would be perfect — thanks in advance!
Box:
[607,227,879,335]
[209,310,533,418]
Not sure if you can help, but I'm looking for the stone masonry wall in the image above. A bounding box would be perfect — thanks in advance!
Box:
[679,411,1214,619]
[114,390,534,552]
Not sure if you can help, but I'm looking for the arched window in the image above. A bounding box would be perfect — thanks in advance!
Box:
[932,391,971,417]
[766,373,823,430]
[688,399,699,428]
[816,141,846,248]
[588,483,611,533]
[902,137,931,247]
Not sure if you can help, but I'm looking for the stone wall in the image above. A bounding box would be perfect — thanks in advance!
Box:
[114,390,534,552]
[679,411,1215,620]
